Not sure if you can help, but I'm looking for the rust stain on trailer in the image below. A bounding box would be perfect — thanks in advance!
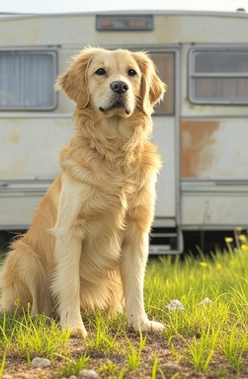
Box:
[181,121,219,178]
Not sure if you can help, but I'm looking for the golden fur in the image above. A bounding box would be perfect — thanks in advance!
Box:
[0,47,166,336]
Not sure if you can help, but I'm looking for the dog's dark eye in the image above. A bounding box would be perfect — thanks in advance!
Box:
[127,69,137,77]
[95,68,106,76]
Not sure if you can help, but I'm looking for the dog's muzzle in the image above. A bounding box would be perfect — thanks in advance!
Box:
[99,80,130,115]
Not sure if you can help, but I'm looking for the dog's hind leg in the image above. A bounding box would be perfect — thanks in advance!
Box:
[29,279,54,317]
[0,244,51,316]
[1,272,32,314]
[0,249,31,313]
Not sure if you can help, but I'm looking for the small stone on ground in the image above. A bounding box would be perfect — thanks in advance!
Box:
[160,362,182,376]
[78,369,99,378]
[31,357,51,368]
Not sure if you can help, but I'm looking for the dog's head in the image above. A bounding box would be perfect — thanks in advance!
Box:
[56,46,166,118]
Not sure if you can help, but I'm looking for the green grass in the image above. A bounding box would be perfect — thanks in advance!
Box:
[0,311,70,359]
[126,328,146,370]
[1,230,248,378]
[60,353,90,377]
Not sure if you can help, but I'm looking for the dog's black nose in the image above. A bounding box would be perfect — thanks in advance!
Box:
[110,81,129,94]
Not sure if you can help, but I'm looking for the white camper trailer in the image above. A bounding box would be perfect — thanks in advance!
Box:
[0,10,248,254]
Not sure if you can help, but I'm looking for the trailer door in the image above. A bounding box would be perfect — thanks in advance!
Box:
[149,50,180,253]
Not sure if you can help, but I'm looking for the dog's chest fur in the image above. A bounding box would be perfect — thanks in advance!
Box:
[57,114,161,272]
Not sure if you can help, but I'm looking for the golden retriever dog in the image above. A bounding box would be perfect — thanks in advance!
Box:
[0,47,166,337]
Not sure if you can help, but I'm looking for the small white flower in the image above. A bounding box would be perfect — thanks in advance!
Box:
[166,299,185,310]
[199,297,213,305]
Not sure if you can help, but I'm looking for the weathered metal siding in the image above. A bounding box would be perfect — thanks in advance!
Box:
[0,118,71,180]
[181,120,248,180]
[1,13,248,46]
[181,191,248,226]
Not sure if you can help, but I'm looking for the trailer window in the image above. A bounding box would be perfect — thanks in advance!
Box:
[189,49,248,104]
[0,51,57,110]
[150,53,175,115]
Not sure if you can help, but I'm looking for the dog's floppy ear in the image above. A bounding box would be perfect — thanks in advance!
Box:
[55,46,99,108]
[132,51,167,115]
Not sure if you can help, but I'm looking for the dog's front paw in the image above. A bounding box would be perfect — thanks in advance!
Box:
[60,312,88,338]
[130,316,164,333]
[148,320,165,332]
[69,327,88,339]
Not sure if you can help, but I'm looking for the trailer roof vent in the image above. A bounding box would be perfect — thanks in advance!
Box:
[96,15,153,31]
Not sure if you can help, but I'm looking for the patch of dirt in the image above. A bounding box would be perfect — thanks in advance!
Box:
[2,332,248,379]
